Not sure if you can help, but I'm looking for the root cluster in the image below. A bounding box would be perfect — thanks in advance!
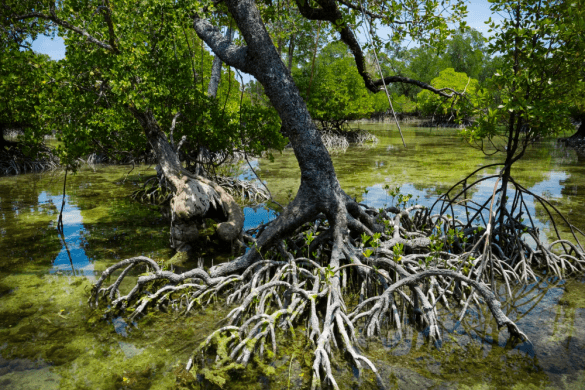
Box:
[285,128,378,153]
[90,183,585,388]
[0,145,58,176]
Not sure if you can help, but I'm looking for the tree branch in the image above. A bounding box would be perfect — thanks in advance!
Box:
[11,9,116,53]
[192,16,253,75]
[294,0,377,91]
[294,0,330,20]
[375,76,464,98]
[337,0,398,21]
[295,0,464,98]
[100,1,120,54]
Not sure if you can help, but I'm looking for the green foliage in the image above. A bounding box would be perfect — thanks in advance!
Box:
[417,68,480,120]
[291,39,420,125]
[360,232,371,247]
[294,42,379,125]
[567,78,585,130]
[392,243,403,262]
[0,47,55,152]
[389,94,417,114]
[6,0,287,168]
[382,29,497,101]
[463,0,584,155]
[446,29,491,82]
[404,45,451,85]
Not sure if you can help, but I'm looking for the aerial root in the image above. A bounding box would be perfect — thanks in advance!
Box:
[286,127,378,153]
[90,197,584,388]
[0,144,59,176]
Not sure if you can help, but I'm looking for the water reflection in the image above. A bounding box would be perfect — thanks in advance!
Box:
[257,128,580,246]
[0,128,584,388]
[38,192,94,278]
[243,205,279,231]
[364,276,585,387]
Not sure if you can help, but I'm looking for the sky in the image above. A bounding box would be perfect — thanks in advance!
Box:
[31,1,499,64]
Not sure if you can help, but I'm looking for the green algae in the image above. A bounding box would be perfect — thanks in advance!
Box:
[0,269,234,389]
[0,165,189,389]
[167,251,191,267]
[558,279,585,309]
[2,130,585,388]
[258,126,569,210]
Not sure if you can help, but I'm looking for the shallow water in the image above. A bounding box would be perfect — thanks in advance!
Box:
[0,127,584,388]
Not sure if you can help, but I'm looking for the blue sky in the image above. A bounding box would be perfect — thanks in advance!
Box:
[32,1,498,62]
[31,34,66,60]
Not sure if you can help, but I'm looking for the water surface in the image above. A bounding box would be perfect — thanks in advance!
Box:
[1,127,584,389]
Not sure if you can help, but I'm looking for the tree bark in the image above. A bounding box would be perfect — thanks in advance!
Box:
[207,27,234,98]
[287,33,295,71]
[129,108,244,248]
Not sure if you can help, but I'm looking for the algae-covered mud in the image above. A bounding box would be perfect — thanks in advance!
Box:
[1,127,585,389]
[0,166,232,389]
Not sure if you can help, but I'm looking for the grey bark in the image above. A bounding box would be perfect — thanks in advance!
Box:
[193,0,354,277]
[207,27,234,98]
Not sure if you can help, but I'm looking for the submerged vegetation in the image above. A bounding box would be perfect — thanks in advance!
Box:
[1,132,585,389]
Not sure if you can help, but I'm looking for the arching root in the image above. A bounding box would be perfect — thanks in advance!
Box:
[90,195,585,388]
[0,144,59,176]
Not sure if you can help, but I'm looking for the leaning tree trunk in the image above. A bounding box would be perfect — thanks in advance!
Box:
[194,0,370,278]
[129,108,244,251]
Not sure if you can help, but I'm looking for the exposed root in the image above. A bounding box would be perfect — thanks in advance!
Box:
[130,176,174,206]
[429,167,585,282]
[318,128,378,152]
[0,144,59,176]
[321,130,350,152]
[285,127,378,153]
[214,175,270,204]
[90,184,583,388]
[80,150,157,166]
[131,175,269,207]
